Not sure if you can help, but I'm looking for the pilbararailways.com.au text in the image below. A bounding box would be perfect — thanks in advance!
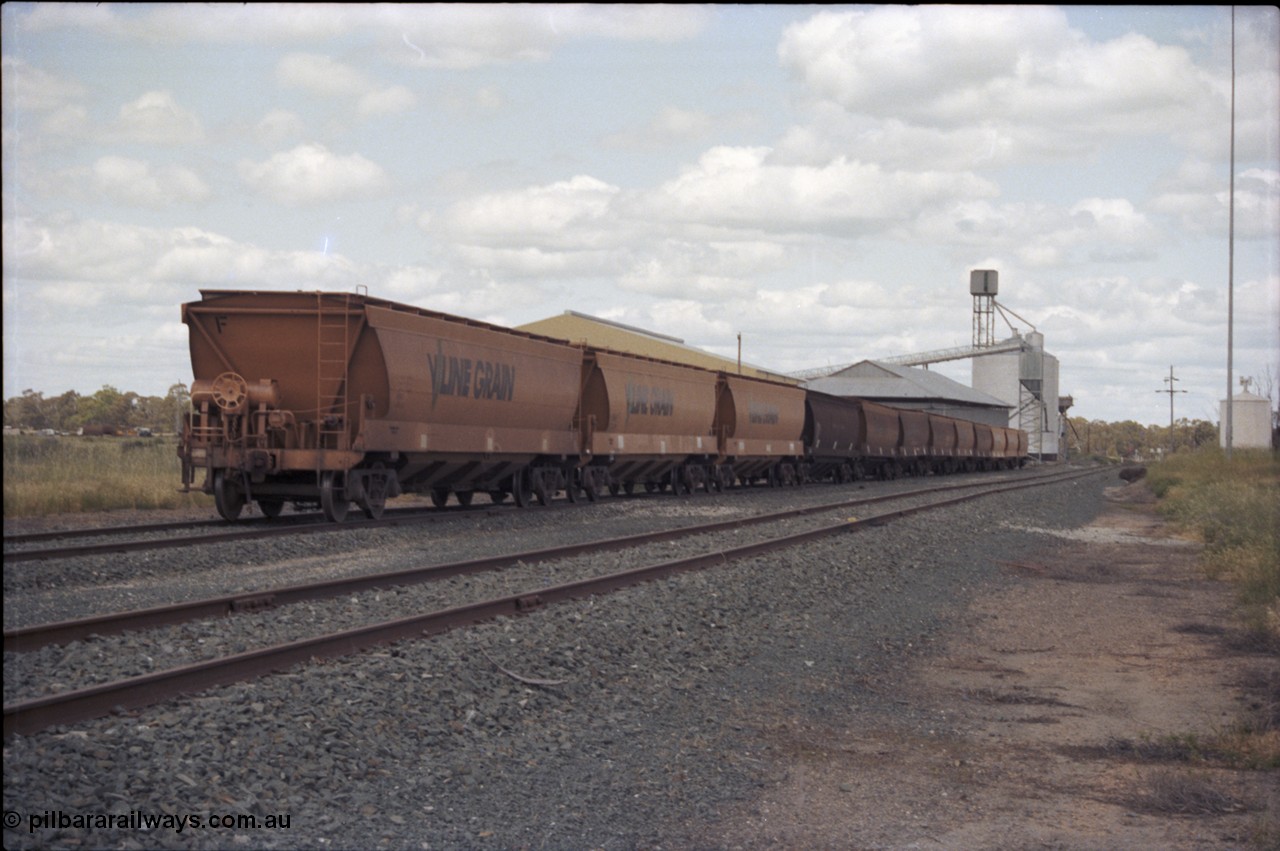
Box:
[7,809,291,835]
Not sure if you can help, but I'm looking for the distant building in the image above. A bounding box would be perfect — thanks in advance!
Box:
[804,360,1013,427]
[516,311,797,383]
[1220,390,1273,449]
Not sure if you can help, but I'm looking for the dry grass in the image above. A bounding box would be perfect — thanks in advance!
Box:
[3,433,212,517]
[1132,768,1253,815]
[1148,450,1280,641]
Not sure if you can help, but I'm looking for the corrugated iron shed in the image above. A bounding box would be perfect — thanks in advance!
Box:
[516,311,799,384]
[805,360,1012,426]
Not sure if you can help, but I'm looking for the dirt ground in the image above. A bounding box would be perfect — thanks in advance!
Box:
[714,481,1279,849]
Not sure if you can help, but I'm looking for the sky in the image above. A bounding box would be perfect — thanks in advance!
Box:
[2,4,1277,427]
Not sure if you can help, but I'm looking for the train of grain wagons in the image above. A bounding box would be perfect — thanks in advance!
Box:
[178,290,1027,522]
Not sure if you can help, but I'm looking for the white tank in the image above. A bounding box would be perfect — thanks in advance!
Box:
[1220,391,1273,449]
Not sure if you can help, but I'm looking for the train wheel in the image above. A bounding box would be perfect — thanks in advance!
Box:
[456,490,474,507]
[320,471,349,523]
[431,489,449,508]
[358,466,390,520]
[214,471,245,522]
[582,470,600,503]
[511,472,531,508]
[488,490,508,504]
[532,470,553,506]
[257,498,284,519]
[565,471,582,504]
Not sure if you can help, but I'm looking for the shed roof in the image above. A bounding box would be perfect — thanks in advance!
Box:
[516,311,798,383]
[804,360,1010,408]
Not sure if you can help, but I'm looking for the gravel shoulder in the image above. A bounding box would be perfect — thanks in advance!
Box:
[4,471,1275,849]
[707,480,1279,849]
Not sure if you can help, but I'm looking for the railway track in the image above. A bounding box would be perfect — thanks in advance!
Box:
[4,466,1104,737]
[1,503,490,563]
[4,466,1087,652]
[4,466,1060,564]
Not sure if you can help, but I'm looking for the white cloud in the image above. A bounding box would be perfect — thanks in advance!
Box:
[779,7,1216,149]
[91,156,211,207]
[642,146,997,234]
[11,4,710,64]
[277,53,375,99]
[238,143,390,204]
[276,53,417,117]
[38,104,91,141]
[358,85,416,117]
[0,57,85,112]
[1151,162,1280,239]
[603,106,715,150]
[254,109,306,146]
[112,90,205,145]
[2,215,374,298]
[910,197,1161,267]
[15,3,342,43]
[389,5,710,69]
[438,175,621,246]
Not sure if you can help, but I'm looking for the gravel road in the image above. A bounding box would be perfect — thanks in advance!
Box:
[2,467,1112,850]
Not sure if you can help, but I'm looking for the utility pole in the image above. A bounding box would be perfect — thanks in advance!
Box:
[1226,6,1236,458]
[1156,366,1188,456]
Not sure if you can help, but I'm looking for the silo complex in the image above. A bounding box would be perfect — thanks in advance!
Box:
[972,332,1060,460]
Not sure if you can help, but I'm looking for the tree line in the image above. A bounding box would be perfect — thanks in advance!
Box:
[4,385,191,435]
[1065,415,1221,461]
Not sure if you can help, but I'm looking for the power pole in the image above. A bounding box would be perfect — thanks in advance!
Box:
[1156,366,1188,456]
[1226,6,1236,458]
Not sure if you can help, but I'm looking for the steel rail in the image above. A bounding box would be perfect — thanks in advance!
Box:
[2,503,495,563]
[4,468,1094,653]
[4,466,1063,562]
[4,467,1063,561]
[1,502,471,547]
[3,467,1106,737]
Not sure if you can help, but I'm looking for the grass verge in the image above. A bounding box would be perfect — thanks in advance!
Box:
[1147,449,1280,641]
[3,433,212,517]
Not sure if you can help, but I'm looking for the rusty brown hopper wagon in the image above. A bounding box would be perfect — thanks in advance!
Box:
[802,392,867,483]
[181,290,582,521]
[181,290,1030,523]
[897,408,931,472]
[858,400,902,478]
[973,421,995,464]
[577,350,721,495]
[715,374,807,486]
[954,418,976,469]
[927,414,959,474]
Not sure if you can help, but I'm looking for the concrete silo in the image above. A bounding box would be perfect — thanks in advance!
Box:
[972,331,1061,460]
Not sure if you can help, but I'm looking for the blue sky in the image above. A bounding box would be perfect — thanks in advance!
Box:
[3,4,1277,426]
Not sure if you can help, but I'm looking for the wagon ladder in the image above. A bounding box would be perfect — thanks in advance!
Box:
[315,291,352,454]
